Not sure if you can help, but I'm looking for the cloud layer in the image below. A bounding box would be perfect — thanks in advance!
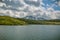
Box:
[0,0,60,19]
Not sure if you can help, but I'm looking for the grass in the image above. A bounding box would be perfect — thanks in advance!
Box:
[0,16,27,25]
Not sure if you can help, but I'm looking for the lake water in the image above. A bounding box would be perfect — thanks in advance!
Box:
[0,25,60,40]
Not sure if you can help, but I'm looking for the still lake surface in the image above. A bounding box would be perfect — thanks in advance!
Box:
[0,25,60,40]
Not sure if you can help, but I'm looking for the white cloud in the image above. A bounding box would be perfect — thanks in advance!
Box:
[27,0,38,2]
[0,9,28,18]
[58,1,60,6]
[0,0,60,19]
[0,2,6,7]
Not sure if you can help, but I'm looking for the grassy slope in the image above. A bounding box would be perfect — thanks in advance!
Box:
[0,16,27,25]
[0,16,60,25]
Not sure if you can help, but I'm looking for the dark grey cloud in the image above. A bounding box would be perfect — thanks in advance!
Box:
[0,0,24,11]
[24,0,40,7]
[2,0,24,7]
[0,0,2,2]
[0,6,20,11]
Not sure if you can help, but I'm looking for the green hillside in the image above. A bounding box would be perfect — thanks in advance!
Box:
[0,16,60,25]
[0,16,27,25]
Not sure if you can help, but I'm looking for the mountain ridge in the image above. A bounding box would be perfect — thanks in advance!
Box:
[0,16,60,25]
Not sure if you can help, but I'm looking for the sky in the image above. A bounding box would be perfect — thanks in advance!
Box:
[0,0,60,19]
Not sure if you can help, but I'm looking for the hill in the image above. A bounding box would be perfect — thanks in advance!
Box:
[0,16,60,25]
[0,16,27,25]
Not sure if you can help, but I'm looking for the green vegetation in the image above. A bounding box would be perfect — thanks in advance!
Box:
[17,18,60,25]
[0,16,27,25]
[0,16,60,25]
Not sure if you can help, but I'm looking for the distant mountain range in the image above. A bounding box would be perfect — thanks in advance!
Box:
[0,16,60,25]
[24,16,46,20]
[24,13,60,20]
[0,12,60,20]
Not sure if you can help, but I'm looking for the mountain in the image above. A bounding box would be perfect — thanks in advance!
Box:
[24,16,46,20]
[0,16,60,25]
[25,13,60,20]
[0,11,60,20]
